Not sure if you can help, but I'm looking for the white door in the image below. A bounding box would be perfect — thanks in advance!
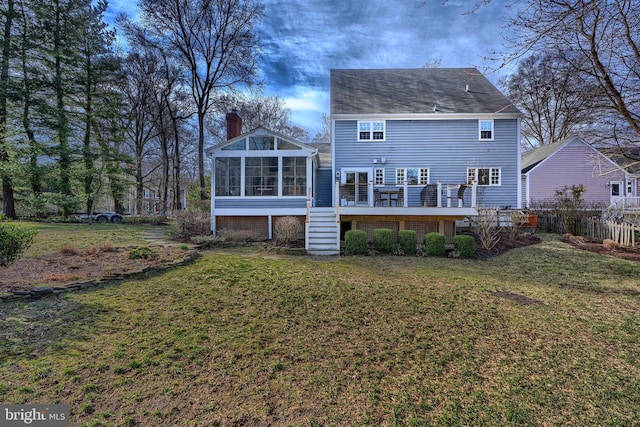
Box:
[610,181,624,205]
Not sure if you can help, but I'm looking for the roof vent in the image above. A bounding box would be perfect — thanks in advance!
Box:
[465,84,469,92]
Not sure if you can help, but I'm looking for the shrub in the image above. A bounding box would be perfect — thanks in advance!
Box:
[472,208,502,253]
[372,228,394,253]
[175,209,210,238]
[424,232,445,256]
[128,246,158,260]
[59,245,79,256]
[453,234,476,257]
[216,228,258,242]
[274,216,304,246]
[398,230,417,254]
[345,229,368,255]
[0,219,37,267]
[86,241,115,255]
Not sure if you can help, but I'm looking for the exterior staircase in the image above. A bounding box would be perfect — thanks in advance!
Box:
[306,207,340,255]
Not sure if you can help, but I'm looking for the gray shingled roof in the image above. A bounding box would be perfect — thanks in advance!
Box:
[521,138,575,173]
[331,68,520,116]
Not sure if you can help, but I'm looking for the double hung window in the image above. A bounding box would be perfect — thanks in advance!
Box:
[479,120,494,140]
[358,121,385,141]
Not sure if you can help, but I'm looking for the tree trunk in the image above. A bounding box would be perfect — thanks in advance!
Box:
[198,111,206,200]
[0,0,16,218]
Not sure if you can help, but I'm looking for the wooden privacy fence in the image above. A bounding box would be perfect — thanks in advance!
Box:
[537,214,638,247]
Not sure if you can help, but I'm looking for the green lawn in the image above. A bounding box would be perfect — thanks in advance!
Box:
[1,230,639,426]
[17,222,157,256]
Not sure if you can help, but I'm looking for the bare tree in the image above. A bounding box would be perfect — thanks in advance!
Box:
[499,52,601,149]
[208,93,309,145]
[497,0,640,155]
[120,51,161,215]
[138,0,264,200]
[311,113,330,145]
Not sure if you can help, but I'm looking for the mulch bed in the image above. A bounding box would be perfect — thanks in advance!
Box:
[0,246,191,293]
[559,234,640,262]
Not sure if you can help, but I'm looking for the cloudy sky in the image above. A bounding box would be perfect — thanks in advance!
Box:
[106,0,515,138]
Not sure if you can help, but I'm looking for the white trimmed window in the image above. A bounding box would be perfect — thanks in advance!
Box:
[358,120,385,141]
[396,168,429,185]
[374,168,385,185]
[479,120,494,141]
[468,167,500,186]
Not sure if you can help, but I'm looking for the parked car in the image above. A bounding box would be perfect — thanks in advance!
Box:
[96,212,123,223]
[78,212,123,223]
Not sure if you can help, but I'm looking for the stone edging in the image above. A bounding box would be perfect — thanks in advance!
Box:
[0,251,200,303]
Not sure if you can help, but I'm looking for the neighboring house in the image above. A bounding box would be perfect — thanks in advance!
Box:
[209,68,522,254]
[207,111,324,240]
[521,136,635,209]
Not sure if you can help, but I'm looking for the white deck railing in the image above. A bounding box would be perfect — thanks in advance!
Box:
[334,180,477,208]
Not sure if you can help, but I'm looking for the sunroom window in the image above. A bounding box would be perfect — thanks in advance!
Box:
[245,157,278,196]
[282,157,307,196]
[215,157,241,196]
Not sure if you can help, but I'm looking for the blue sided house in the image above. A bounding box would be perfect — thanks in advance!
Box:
[209,68,522,255]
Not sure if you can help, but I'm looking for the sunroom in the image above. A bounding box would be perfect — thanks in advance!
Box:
[208,127,319,239]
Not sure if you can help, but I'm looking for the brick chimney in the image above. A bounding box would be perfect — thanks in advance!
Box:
[226,110,242,140]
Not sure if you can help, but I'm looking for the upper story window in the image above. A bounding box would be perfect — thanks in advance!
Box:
[468,167,500,186]
[479,120,494,141]
[358,120,385,141]
[396,168,429,185]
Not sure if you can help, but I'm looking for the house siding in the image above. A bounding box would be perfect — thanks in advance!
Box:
[315,169,333,207]
[214,199,307,210]
[527,139,625,207]
[334,119,519,208]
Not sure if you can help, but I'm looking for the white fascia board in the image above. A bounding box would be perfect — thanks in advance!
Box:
[212,208,308,216]
[332,113,521,121]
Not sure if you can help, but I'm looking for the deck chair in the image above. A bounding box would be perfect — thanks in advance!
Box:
[447,184,468,207]
[374,188,384,206]
[391,188,404,206]
[421,184,438,207]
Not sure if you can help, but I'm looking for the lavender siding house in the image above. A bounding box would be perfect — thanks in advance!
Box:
[521,136,633,209]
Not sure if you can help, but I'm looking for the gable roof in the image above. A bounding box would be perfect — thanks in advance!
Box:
[521,138,574,173]
[521,136,627,175]
[330,68,520,116]
[207,126,318,155]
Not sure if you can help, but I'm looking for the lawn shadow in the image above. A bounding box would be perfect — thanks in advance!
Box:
[0,295,111,360]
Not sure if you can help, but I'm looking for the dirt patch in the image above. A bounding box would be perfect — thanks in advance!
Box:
[0,246,191,293]
[560,235,640,262]
[474,232,543,258]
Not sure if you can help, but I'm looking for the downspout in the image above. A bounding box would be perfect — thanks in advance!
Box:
[208,152,216,235]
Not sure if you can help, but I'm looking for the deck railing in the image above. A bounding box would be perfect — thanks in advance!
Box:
[334,180,477,208]
[611,197,640,210]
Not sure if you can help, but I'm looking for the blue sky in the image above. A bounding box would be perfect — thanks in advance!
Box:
[106,0,514,138]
